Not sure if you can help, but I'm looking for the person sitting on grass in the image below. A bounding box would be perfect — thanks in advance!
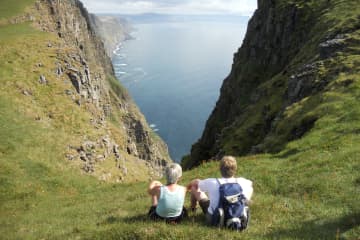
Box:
[187,156,253,226]
[148,163,188,223]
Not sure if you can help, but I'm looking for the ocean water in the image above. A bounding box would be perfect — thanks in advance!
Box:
[112,18,249,162]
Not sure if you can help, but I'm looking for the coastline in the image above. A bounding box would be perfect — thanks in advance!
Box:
[90,14,133,59]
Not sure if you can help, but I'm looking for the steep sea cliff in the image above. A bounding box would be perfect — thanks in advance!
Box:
[0,0,171,181]
[185,0,360,168]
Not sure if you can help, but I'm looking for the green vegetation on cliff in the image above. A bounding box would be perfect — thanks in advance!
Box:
[0,0,359,239]
[186,0,360,168]
[1,0,171,179]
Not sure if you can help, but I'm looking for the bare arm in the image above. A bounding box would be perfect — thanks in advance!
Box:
[187,179,200,191]
[148,180,162,196]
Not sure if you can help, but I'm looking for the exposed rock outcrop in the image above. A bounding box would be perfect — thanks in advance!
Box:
[22,0,171,179]
[89,14,132,58]
[185,0,360,168]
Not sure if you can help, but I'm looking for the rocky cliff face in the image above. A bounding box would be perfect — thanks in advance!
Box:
[185,0,360,168]
[89,15,132,59]
[16,0,171,180]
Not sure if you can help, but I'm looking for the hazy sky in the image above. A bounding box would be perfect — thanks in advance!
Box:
[80,0,258,16]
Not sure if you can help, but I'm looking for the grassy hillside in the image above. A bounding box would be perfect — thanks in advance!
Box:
[1,135,359,239]
[0,0,173,180]
[0,0,35,20]
[0,0,359,239]
[0,20,150,177]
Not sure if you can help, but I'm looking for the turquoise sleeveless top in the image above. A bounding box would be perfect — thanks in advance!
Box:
[156,185,185,218]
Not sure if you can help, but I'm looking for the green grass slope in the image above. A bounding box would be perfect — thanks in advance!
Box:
[0,0,36,20]
[2,133,359,239]
[73,147,359,240]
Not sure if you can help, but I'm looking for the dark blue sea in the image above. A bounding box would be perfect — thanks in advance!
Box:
[112,16,249,162]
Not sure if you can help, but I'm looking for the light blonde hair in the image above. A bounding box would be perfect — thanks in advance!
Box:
[220,156,237,178]
[165,163,182,184]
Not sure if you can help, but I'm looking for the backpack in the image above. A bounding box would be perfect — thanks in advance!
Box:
[211,179,250,231]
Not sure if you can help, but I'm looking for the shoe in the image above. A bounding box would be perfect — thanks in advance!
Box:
[218,208,224,227]
[241,206,249,229]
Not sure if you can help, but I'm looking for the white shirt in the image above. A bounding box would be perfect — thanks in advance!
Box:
[198,177,253,214]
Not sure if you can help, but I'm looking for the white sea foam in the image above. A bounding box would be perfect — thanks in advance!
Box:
[113,48,120,55]
[153,128,159,132]
[150,124,157,128]
[113,43,122,52]
[113,51,123,56]
[115,71,126,75]
[113,62,127,67]
[112,47,126,57]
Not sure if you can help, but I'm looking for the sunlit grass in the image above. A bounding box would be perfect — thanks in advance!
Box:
[0,0,359,239]
[0,0,36,21]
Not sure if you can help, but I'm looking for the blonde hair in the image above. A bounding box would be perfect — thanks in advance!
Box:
[220,156,237,178]
[165,163,182,184]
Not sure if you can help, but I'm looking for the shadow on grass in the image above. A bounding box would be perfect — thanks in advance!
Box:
[266,212,360,239]
[273,148,300,159]
[87,212,215,240]
[99,211,208,228]
[97,214,147,226]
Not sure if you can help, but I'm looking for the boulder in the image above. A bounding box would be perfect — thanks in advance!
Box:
[39,75,47,84]
[319,34,346,59]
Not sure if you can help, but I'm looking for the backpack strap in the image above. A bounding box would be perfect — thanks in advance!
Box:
[216,178,222,186]
[216,178,224,209]
[210,178,224,226]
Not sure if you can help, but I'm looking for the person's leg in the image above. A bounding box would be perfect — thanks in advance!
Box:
[189,187,213,225]
[190,187,209,212]
[148,192,158,220]
[147,181,163,220]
